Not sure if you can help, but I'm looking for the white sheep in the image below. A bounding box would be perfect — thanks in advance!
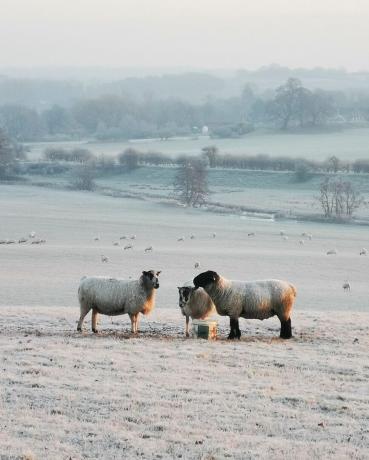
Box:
[193,270,296,340]
[29,231,36,238]
[144,246,153,253]
[360,248,367,256]
[77,270,161,333]
[177,285,216,337]
[130,235,136,240]
[327,249,337,255]
[342,281,351,292]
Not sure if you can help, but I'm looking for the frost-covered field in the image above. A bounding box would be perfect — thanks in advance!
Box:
[1,184,369,459]
[1,308,369,459]
[26,126,369,161]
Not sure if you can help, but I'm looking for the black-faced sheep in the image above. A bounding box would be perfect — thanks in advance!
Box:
[77,270,161,333]
[177,285,216,337]
[193,270,296,340]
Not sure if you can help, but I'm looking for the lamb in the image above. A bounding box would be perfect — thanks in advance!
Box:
[177,285,216,337]
[193,270,296,340]
[77,270,161,333]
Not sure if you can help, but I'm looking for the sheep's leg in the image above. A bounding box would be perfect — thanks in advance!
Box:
[77,305,91,332]
[130,314,137,334]
[185,316,190,337]
[235,319,241,339]
[91,309,99,333]
[135,314,140,333]
[228,318,238,340]
[280,317,292,339]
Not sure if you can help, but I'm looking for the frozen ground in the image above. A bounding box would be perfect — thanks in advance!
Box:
[1,307,368,459]
[1,184,369,459]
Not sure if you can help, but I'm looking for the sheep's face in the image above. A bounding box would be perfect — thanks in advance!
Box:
[142,270,161,289]
[177,286,193,310]
[193,270,219,289]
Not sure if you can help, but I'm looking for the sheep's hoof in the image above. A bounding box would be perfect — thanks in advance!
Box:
[185,332,190,338]
[77,327,82,332]
[227,332,236,340]
[92,328,98,334]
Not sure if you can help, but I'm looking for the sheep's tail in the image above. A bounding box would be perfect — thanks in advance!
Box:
[78,276,87,294]
[289,283,297,298]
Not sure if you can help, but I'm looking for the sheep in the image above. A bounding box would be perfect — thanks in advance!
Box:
[124,244,133,250]
[299,240,304,245]
[93,236,100,241]
[130,235,136,240]
[247,232,255,237]
[360,248,367,256]
[177,285,216,337]
[327,249,337,255]
[113,241,119,246]
[77,270,161,333]
[177,237,185,242]
[119,236,127,240]
[144,246,153,253]
[101,255,109,263]
[29,231,36,238]
[193,270,296,340]
[190,234,196,240]
[194,261,200,269]
[342,281,351,292]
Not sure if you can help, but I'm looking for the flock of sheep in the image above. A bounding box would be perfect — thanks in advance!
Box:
[77,269,297,340]
[0,231,46,245]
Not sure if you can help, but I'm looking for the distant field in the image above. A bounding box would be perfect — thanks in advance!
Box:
[26,126,369,161]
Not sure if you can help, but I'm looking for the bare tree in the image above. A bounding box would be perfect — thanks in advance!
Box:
[0,129,16,178]
[317,177,361,219]
[71,161,96,191]
[173,158,208,206]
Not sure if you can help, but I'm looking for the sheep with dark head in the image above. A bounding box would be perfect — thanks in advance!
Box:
[77,270,161,334]
[193,270,296,340]
[177,285,215,337]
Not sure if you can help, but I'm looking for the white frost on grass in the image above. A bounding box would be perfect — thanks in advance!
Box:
[1,307,369,459]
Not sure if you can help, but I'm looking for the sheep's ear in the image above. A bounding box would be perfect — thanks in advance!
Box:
[156,271,161,276]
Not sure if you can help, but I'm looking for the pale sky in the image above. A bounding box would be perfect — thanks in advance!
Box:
[1,0,369,71]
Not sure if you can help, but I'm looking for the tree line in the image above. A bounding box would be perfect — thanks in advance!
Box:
[1,78,369,141]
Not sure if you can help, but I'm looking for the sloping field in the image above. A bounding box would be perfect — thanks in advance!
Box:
[1,307,368,459]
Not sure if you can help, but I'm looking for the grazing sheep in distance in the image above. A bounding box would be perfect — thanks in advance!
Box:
[124,244,133,250]
[77,270,161,333]
[327,249,337,255]
[130,235,136,240]
[342,281,351,292]
[360,248,367,256]
[177,237,185,242]
[193,270,296,340]
[177,285,216,337]
[144,246,153,253]
[299,240,304,245]
[101,255,109,263]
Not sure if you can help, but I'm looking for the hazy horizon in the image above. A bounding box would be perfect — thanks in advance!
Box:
[1,0,368,71]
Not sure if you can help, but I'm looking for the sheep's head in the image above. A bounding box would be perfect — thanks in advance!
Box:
[177,286,194,309]
[193,270,219,289]
[142,270,161,289]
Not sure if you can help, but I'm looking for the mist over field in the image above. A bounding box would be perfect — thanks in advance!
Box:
[1,1,369,459]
